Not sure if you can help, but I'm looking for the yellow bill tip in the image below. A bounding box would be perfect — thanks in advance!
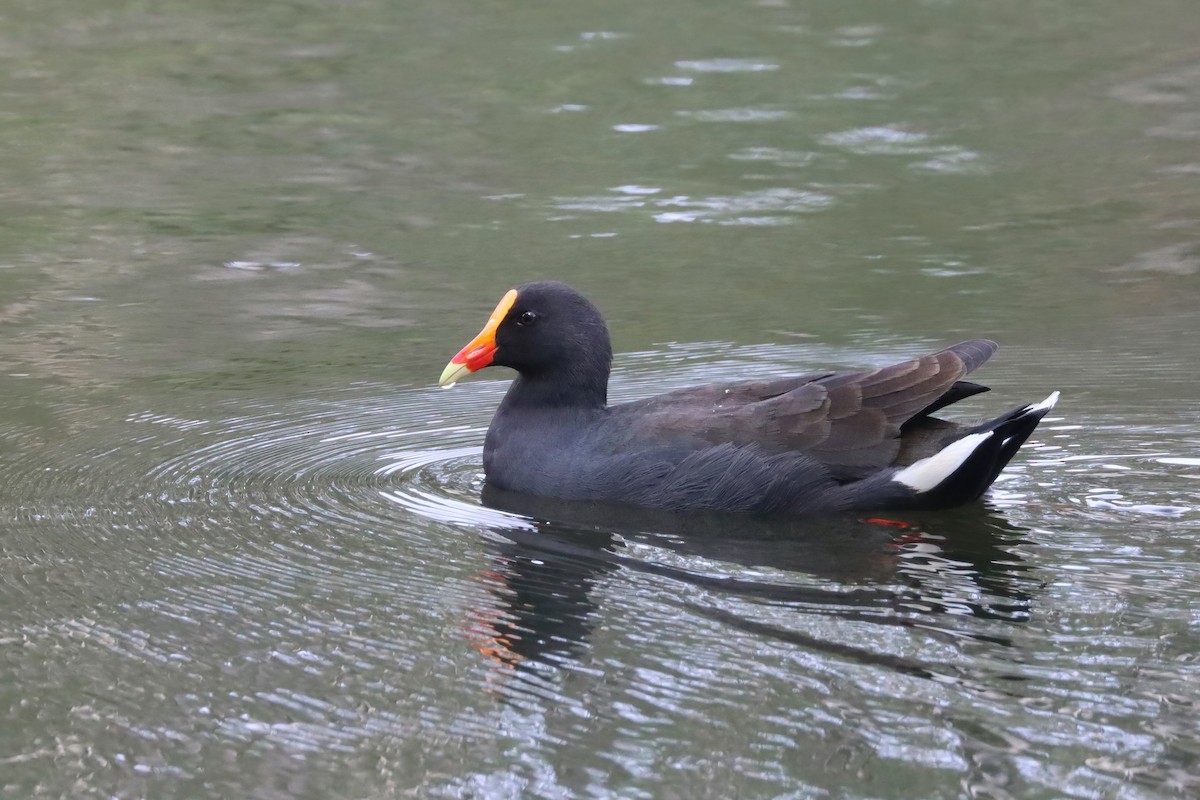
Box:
[438,360,472,388]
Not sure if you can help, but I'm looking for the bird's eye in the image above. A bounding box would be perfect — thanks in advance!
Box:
[516,311,538,327]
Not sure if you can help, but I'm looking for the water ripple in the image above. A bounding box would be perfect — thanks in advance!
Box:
[676,108,794,123]
[674,59,780,73]
[552,186,833,225]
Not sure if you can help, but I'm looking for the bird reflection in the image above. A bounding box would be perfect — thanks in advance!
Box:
[466,486,1036,687]
[464,522,618,674]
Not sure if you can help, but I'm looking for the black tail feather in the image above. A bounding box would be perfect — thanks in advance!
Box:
[903,380,991,428]
[884,392,1059,510]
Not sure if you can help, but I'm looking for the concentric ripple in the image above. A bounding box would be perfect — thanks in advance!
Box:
[133,385,526,533]
[0,379,543,636]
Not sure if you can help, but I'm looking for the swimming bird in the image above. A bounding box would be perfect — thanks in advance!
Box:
[438,281,1057,516]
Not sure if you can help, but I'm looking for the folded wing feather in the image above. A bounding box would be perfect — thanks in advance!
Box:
[617,340,998,477]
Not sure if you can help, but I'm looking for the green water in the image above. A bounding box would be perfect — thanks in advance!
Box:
[2,1,1199,797]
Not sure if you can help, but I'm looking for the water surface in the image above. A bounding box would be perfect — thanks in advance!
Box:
[2,1,1199,797]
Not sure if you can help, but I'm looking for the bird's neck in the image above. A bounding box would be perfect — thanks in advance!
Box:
[500,368,609,412]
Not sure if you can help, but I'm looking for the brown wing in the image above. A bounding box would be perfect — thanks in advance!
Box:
[617,340,998,475]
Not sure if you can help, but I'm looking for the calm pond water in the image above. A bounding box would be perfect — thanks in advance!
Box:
[2,1,1199,797]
